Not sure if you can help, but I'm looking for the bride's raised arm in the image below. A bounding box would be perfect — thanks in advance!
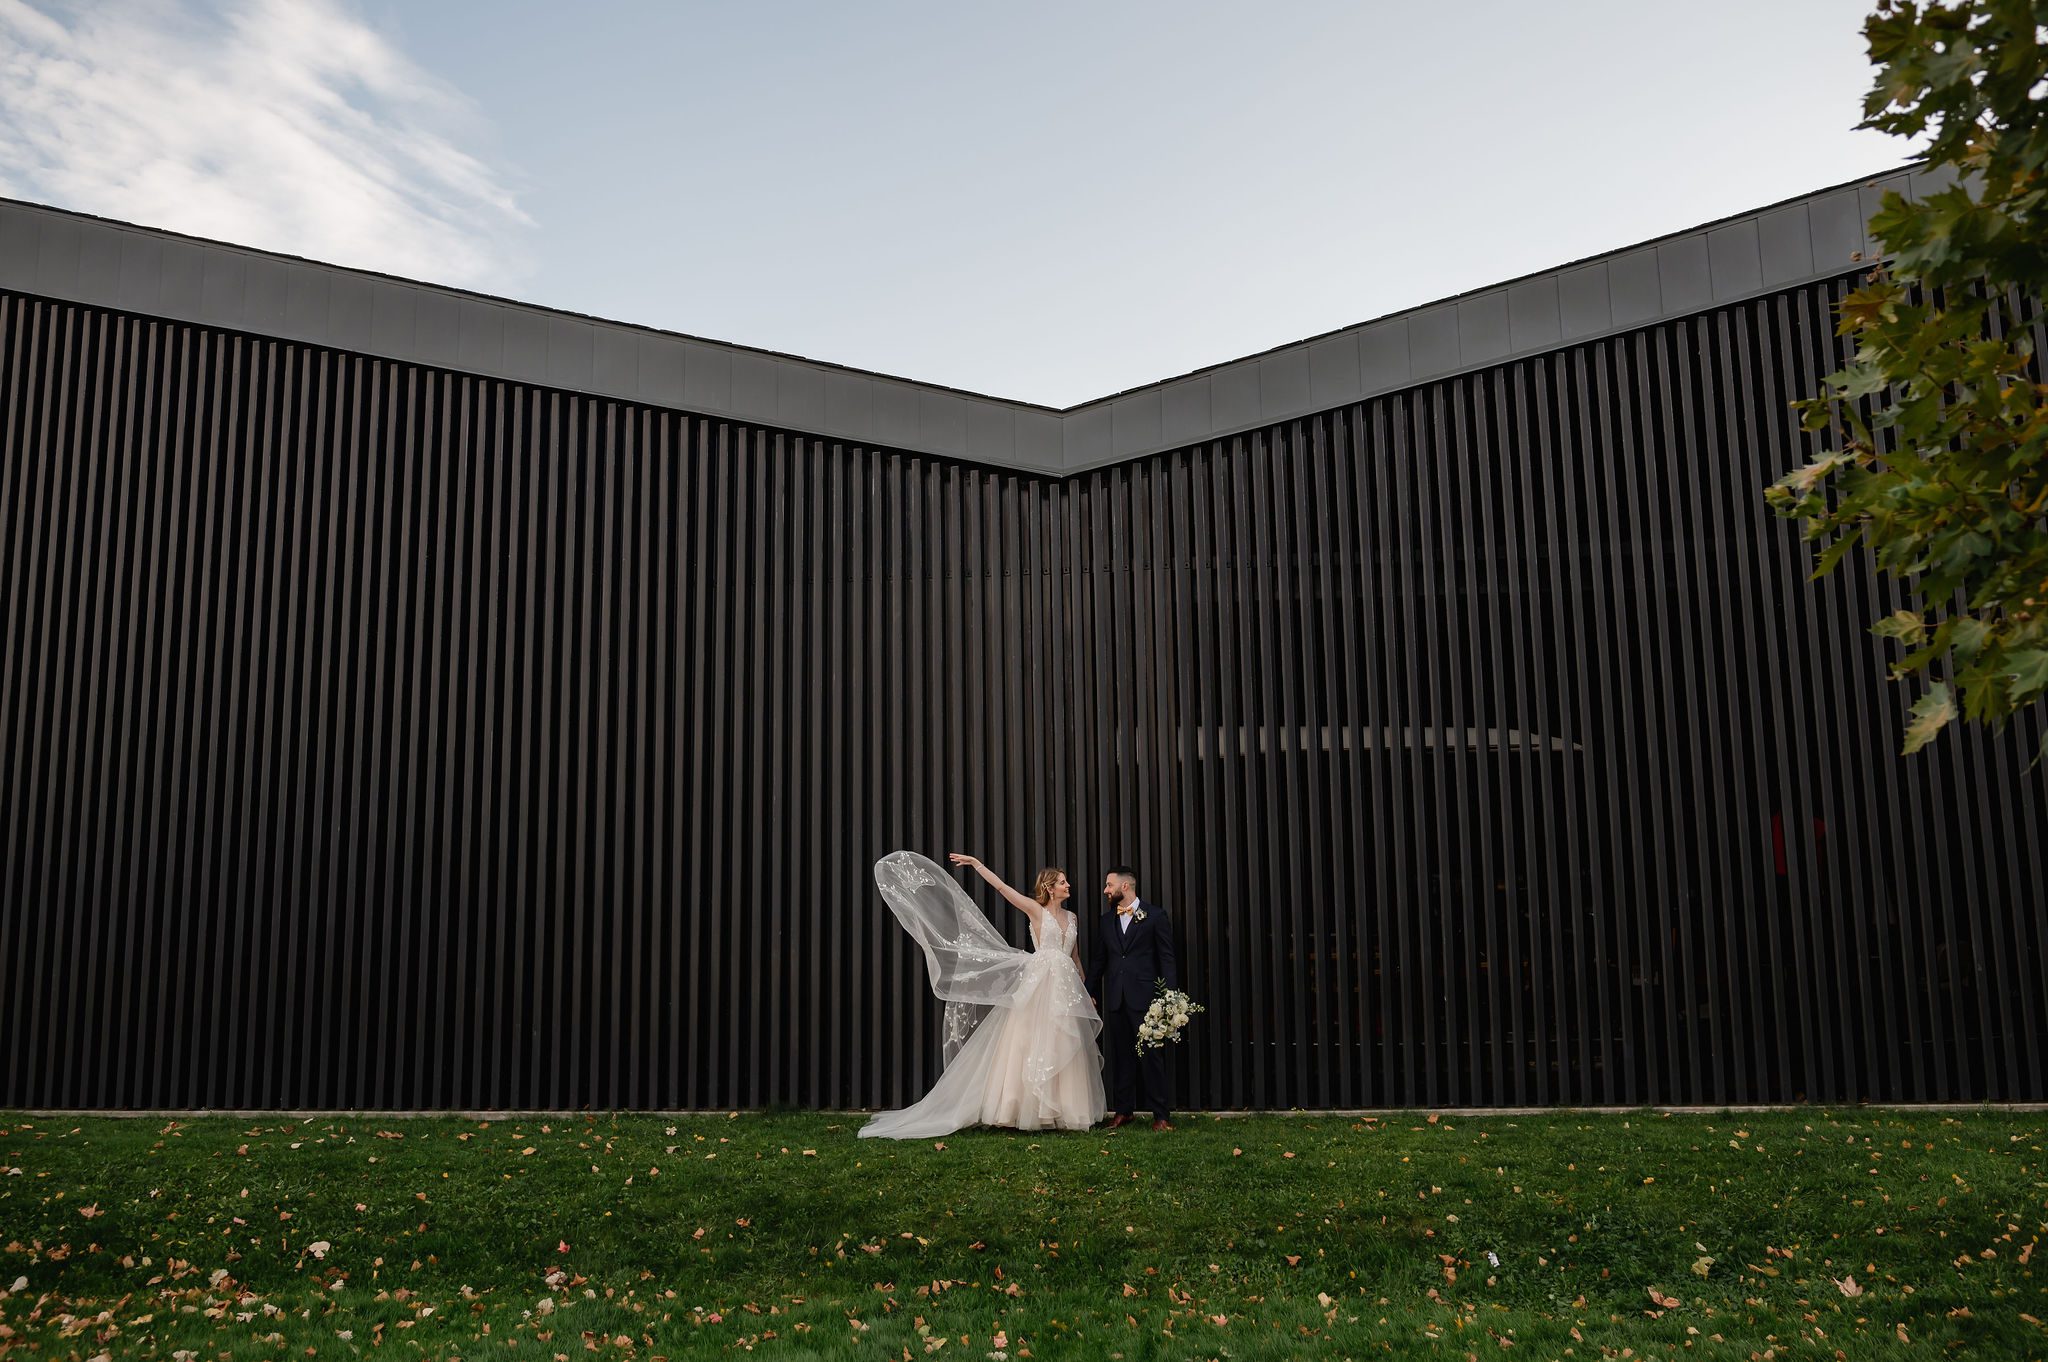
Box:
[947,853,1041,921]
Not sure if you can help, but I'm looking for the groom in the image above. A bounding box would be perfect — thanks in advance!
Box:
[1087,865,1177,1131]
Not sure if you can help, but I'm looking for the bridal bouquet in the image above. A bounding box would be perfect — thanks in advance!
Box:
[1136,980,1205,1054]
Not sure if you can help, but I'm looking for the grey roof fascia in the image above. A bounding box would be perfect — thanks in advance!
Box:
[0,195,1070,475]
[0,160,1944,477]
[1056,160,1951,473]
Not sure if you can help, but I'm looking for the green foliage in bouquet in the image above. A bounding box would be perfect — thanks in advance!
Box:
[1136,980,1205,1054]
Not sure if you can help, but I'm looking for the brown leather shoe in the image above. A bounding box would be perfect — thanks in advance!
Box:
[1104,1114,1133,1130]
[1151,1118,1175,1132]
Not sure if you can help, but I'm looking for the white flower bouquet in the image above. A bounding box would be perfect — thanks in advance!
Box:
[1135,979,1204,1054]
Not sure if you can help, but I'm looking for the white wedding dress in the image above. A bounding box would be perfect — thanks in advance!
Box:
[860,852,1107,1139]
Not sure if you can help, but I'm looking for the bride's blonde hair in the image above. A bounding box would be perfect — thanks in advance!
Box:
[1031,866,1066,906]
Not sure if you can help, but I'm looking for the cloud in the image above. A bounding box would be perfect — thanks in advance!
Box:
[0,0,529,288]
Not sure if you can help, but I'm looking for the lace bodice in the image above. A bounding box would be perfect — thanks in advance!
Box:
[1031,908,1078,955]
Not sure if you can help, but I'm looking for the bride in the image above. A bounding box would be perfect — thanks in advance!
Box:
[859,851,1107,1138]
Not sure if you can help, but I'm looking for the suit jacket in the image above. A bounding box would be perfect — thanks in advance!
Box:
[1088,897,1178,1016]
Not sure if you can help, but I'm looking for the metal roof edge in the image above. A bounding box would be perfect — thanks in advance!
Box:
[0,160,1942,476]
[0,194,1072,473]
[1059,161,1947,470]
[1071,160,1926,409]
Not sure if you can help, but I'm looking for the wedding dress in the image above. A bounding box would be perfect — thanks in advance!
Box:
[860,851,1107,1138]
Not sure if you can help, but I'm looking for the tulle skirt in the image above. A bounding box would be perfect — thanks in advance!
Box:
[860,953,1106,1139]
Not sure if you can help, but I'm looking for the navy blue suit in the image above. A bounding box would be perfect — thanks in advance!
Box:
[1087,898,1177,1121]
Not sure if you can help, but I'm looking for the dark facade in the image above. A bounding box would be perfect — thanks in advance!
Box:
[3,210,2045,1113]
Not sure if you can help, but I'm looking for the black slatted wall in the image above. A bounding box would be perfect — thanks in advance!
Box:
[2,278,2042,1112]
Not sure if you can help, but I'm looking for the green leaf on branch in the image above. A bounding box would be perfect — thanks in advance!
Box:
[1948,616,1990,662]
[1870,610,1927,646]
[1902,683,1957,756]
[1895,619,1955,677]
[1812,530,1864,580]
[1830,361,1890,401]
[1778,449,1859,495]
[1754,0,2048,758]
[2007,650,2048,706]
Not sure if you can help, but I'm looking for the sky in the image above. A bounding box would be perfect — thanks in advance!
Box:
[0,0,1910,407]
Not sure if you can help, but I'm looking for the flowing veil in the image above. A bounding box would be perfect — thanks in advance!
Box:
[864,850,1107,1138]
[872,851,1030,1064]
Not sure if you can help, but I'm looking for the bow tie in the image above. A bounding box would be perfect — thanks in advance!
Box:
[1116,905,1137,916]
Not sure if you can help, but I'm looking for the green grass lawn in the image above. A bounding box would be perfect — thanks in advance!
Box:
[0,1107,2041,1360]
